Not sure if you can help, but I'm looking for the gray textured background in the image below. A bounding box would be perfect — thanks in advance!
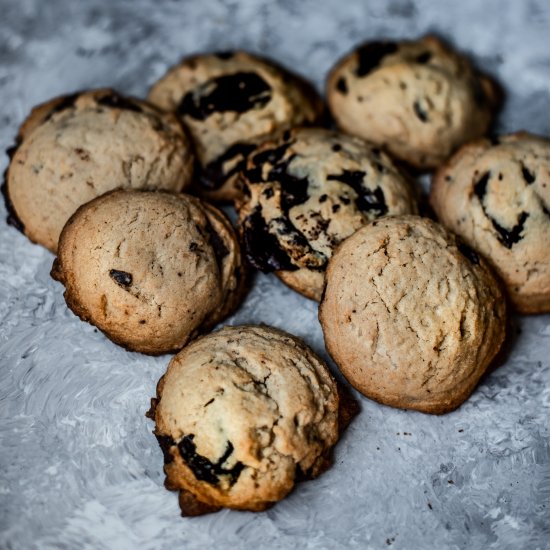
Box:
[1,1,549,549]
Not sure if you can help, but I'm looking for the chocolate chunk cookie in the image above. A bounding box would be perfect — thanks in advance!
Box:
[147,324,351,514]
[3,89,194,252]
[327,36,499,170]
[51,190,244,355]
[319,216,506,414]
[237,128,417,300]
[148,51,324,202]
[431,132,550,313]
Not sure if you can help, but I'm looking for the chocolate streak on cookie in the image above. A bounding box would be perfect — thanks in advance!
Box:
[155,434,176,464]
[2,148,25,233]
[178,434,244,486]
[355,41,398,77]
[178,72,272,121]
[198,142,257,190]
[474,171,530,249]
[327,170,388,216]
[43,92,80,122]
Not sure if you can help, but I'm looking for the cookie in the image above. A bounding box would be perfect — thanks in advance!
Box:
[147,324,353,514]
[148,51,324,202]
[326,35,499,170]
[237,128,418,300]
[430,132,550,313]
[319,216,506,414]
[51,190,244,355]
[3,89,194,252]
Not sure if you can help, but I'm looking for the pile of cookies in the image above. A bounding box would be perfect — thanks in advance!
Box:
[3,35,549,515]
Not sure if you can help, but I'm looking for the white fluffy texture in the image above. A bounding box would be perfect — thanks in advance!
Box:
[0,0,549,549]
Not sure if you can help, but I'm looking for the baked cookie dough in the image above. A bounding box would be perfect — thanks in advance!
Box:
[431,132,550,313]
[51,190,244,355]
[3,89,194,252]
[237,127,418,300]
[148,51,324,202]
[319,216,506,414]
[327,35,499,170]
[147,324,358,514]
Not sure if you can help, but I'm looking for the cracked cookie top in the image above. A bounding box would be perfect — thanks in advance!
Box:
[326,35,499,170]
[319,215,506,414]
[148,51,324,202]
[430,132,550,313]
[3,89,194,252]
[237,127,418,300]
[51,190,244,355]
[149,324,339,513]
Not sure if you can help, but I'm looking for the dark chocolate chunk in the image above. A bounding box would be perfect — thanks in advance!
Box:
[242,208,297,272]
[262,187,274,199]
[155,434,176,464]
[416,51,432,64]
[521,166,535,184]
[474,172,490,200]
[336,77,348,94]
[206,223,229,266]
[355,41,398,77]
[251,141,292,170]
[413,101,429,122]
[199,141,257,190]
[457,241,480,265]
[215,51,234,60]
[177,434,244,486]
[331,144,342,152]
[319,194,328,203]
[97,93,143,113]
[109,269,133,287]
[178,72,272,121]
[327,170,388,216]
[332,204,341,213]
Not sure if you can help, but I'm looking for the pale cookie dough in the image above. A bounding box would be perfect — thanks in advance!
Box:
[147,325,346,514]
[327,36,499,170]
[51,190,244,355]
[3,89,194,252]
[148,51,324,202]
[431,132,550,313]
[319,216,506,414]
[238,127,417,300]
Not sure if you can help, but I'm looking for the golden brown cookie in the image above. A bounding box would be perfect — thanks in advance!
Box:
[148,51,324,202]
[326,36,499,170]
[319,215,506,414]
[430,132,550,313]
[237,127,417,300]
[51,190,244,355]
[3,89,194,252]
[147,325,353,514]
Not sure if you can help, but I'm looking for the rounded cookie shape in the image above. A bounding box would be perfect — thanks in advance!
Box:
[238,127,418,300]
[326,36,499,170]
[4,89,194,252]
[148,51,324,202]
[431,132,550,313]
[51,190,244,355]
[149,324,339,513]
[319,216,506,414]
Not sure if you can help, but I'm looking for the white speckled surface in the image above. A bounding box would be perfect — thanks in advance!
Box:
[0,1,549,548]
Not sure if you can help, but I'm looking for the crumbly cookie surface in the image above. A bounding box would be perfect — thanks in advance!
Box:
[149,324,340,512]
[319,215,506,414]
[4,89,194,252]
[148,51,324,201]
[238,128,417,300]
[327,36,498,170]
[430,132,550,313]
[52,190,243,354]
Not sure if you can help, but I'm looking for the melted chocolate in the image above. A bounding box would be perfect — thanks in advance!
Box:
[199,142,257,190]
[336,77,348,94]
[109,269,133,287]
[474,171,529,248]
[521,166,535,184]
[43,92,80,122]
[178,434,244,486]
[416,51,432,64]
[242,208,297,272]
[178,72,272,121]
[327,170,388,216]
[457,241,480,265]
[155,434,176,464]
[355,41,398,77]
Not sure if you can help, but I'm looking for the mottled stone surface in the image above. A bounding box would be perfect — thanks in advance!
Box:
[0,1,549,548]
